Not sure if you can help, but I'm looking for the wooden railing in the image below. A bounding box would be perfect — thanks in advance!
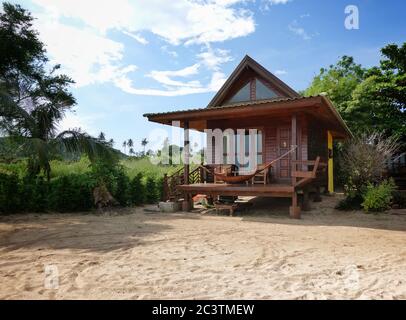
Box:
[163,166,204,201]
[291,157,326,188]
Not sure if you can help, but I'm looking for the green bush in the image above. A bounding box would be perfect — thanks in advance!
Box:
[129,173,145,205]
[393,191,406,209]
[361,179,396,212]
[48,174,94,212]
[145,177,158,204]
[114,170,131,206]
[0,173,22,213]
[0,156,172,213]
[335,193,363,210]
[155,176,164,201]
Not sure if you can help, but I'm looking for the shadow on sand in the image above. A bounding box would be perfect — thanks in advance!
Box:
[0,206,203,253]
[228,196,406,232]
[1,196,405,254]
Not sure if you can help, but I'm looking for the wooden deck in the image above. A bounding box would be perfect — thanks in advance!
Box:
[177,183,294,197]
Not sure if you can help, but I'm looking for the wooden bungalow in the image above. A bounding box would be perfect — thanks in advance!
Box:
[144,55,352,218]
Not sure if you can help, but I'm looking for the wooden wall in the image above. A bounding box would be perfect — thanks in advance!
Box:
[206,114,313,181]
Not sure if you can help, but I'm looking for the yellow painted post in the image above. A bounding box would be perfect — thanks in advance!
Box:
[327,131,334,193]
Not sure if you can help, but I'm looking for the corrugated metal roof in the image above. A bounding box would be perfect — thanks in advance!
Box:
[143,95,321,117]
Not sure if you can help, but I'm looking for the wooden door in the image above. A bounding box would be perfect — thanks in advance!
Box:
[277,127,291,180]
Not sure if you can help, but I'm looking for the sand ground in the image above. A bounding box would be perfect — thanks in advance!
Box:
[1,195,406,300]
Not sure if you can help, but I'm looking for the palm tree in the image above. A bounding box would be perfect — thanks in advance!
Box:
[129,147,134,156]
[141,138,148,155]
[98,131,106,141]
[108,138,114,148]
[0,93,113,181]
[127,138,133,150]
[122,140,127,154]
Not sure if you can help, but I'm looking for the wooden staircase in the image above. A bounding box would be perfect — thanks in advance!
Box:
[163,166,205,201]
[291,157,326,189]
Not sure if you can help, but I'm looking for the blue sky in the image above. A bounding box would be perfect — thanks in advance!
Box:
[10,0,406,152]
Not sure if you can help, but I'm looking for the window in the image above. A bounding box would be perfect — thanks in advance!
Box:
[227,82,250,104]
[255,79,277,100]
[226,78,278,104]
[222,130,263,170]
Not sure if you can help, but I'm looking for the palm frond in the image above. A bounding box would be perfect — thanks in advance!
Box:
[52,129,115,162]
[0,88,36,135]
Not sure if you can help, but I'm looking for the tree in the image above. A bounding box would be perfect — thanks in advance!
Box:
[129,147,134,155]
[141,138,148,155]
[0,3,112,180]
[304,56,366,130]
[304,44,406,141]
[127,138,133,150]
[348,43,406,141]
[122,140,127,154]
[98,132,106,141]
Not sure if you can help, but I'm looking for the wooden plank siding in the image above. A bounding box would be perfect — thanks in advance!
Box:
[205,114,309,182]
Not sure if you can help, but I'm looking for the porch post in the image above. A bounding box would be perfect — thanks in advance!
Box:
[183,120,190,184]
[327,130,334,193]
[182,120,191,211]
[290,113,301,218]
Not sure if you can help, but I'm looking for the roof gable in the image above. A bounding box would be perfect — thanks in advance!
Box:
[207,55,300,108]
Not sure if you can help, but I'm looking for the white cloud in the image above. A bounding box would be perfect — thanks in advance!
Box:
[274,69,287,75]
[58,111,104,135]
[34,13,138,87]
[32,0,255,46]
[261,0,291,11]
[197,47,233,71]
[28,0,294,97]
[29,0,256,96]
[122,31,148,45]
[288,20,312,40]
[147,64,201,88]
[114,68,226,97]
[161,46,179,58]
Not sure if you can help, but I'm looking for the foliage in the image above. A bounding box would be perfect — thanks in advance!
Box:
[0,170,163,214]
[121,156,181,179]
[48,174,95,212]
[304,56,366,118]
[0,173,22,212]
[145,177,158,204]
[361,179,396,212]
[114,169,131,206]
[50,156,91,178]
[0,3,113,180]
[304,43,406,140]
[393,191,406,209]
[335,193,364,211]
[129,173,145,205]
[340,132,399,196]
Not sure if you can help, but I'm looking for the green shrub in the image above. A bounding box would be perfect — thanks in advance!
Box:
[361,179,396,212]
[155,176,164,201]
[145,177,158,204]
[393,191,406,209]
[48,174,94,212]
[114,170,131,206]
[18,176,48,212]
[335,194,363,210]
[0,173,22,213]
[129,173,145,205]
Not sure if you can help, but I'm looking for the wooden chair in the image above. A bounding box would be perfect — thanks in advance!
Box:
[251,164,269,185]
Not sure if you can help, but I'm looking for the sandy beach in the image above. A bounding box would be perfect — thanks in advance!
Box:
[1,195,406,300]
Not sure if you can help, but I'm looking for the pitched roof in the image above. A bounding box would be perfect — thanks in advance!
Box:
[206,55,300,108]
[143,95,353,138]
